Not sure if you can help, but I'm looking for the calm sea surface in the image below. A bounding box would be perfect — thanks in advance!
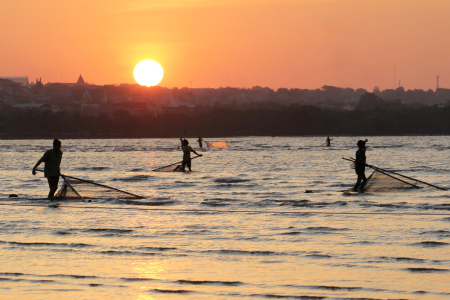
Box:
[0,136,449,300]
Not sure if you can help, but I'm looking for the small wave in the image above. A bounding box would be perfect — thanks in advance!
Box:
[88,283,103,287]
[378,256,426,263]
[305,254,332,259]
[304,226,350,233]
[200,198,238,207]
[413,241,449,247]
[281,227,349,236]
[137,246,177,251]
[372,202,409,208]
[418,203,450,211]
[121,277,154,281]
[54,231,72,235]
[420,230,450,237]
[406,268,449,273]
[100,250,158,256]
[206,249,281,256]
[0,272,23,276]
[152,289,192,294]
[113,175,153,182]
[308,285,361,291]
[0,240,92,248]
[214,178,251,184]
[0,277,19,282]
[350,241,376,245]
[74,167,110,171]
[85,228,133,234]
[176,279,242,286]
[252,293,325,299]
[48,274,99,279]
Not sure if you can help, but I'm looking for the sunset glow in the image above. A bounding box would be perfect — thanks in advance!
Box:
[133,60,164,87]
[2,1,450,90]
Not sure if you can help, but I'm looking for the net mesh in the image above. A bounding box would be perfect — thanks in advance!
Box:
[363,170,420,192]
[205,141,227,148]
[55,175,142,199]
[153,164,184,172]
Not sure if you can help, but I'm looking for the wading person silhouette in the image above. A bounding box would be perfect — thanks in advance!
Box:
[197,137,203,148]
[181,139,202,172]
[32,139,63,199]
[353,139,368,191]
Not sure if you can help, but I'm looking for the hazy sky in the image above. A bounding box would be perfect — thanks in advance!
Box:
[2,0,449,90]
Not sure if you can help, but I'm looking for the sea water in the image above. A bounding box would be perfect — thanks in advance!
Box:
[0,136,449,300]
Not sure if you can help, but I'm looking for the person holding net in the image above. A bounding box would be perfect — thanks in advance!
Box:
[353,139,368,192]
[32,139,63,199]
[182,139,202,172]
[197,137,203,148]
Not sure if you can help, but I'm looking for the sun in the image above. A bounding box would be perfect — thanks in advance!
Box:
[133,60,164,87]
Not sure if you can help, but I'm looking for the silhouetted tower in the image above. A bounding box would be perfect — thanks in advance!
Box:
[436,76,439,91]
[77,74,86,85]
[35,77,43,92]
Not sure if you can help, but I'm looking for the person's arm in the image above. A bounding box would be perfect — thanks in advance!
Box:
[32,158,44,175]
[192,149,202,156]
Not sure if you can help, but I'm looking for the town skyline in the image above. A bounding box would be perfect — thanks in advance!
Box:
[2,1,450,91]
[0,73,446,93]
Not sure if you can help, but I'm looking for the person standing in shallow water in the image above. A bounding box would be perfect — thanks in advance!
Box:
[197,137,203,148]
[326,136,332,147]
[353,139,368,191]
[32,139,63,199]
[182,139,202,172]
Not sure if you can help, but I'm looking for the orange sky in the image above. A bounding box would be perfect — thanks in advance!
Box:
[2,0,450,90]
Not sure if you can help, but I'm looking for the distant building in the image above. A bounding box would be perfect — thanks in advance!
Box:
[0,76,29,86]
[77,75,86,85]
[46,74,88,87]
[0,78,22,94]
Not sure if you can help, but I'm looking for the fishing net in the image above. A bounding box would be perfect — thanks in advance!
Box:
[342,157,446,193]
[153,164,184,172]
[205,141,227,148]
[55,175,143,200]
[363,170,420,192]
[152,156,201,172]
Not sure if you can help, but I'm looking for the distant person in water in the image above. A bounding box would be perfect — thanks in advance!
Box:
[179,138,183,148]
[32,139,63,199]
[182,139,202,172]
[197,137,203,148]
[326,136,332,147]
[353,139,368,191]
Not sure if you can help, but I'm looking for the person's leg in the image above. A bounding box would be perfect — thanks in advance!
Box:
[181,160,187,172]
[47,176,60,199]
[353,175,362,191]
[360,173,367,189]
[187,160,192,172]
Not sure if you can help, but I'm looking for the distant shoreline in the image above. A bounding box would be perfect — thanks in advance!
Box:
[1,134,448,140]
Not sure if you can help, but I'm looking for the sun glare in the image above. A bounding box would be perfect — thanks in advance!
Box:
[133,60,164,87]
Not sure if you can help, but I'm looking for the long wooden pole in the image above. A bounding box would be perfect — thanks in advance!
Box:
[342,158,447,191]
[152,155,200,171]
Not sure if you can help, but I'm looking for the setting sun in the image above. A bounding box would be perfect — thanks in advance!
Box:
[133,60,164,87]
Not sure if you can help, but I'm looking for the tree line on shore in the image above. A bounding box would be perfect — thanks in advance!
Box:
[1,103,449,138]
